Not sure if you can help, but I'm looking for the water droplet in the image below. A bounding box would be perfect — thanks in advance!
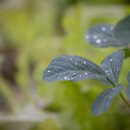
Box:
[110,59,113,62]
[70,57,73,60]
[80,75,82,78]
[83,61,87,64]
[47,70,51,72]
[107,73,110,76]
[64,76,68,80]
[102,27,106,31]
[85,73,88,75]
[105,70,108,73]
[113,69,116,72]
[75,62,78,65]
[73,73,76,75]
[85,35,90,39]
[96,39,101,44]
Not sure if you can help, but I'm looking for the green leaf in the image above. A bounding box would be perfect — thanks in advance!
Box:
[126,72,130,98]
[91,84,123,115]
[43,55,107,82]
[85,24,121,48]
[43,51,124,86]
[124,48,130,59]
[113,15,130,47]
[100,50,124,85]
[86,15,130,48]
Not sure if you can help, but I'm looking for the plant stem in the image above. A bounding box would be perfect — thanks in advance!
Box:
[119,92,130,108]
[106,78,130,108]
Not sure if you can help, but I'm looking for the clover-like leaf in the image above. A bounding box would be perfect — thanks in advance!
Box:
[91,84,123,115]
[43,55,107,82]
[86,15,130,48]
[100,50,124,85]
[114,15,130,47]
[126,72,130,98]
[85,24,121,48]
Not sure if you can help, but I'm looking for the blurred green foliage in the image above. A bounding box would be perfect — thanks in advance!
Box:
[0,0,130,130]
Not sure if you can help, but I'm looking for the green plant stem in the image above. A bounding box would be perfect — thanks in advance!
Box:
[107,78,130,108]
[119,92,130,108]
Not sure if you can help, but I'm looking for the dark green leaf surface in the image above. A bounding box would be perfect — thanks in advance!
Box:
[126,72,130,98]
[85,24,121,47]
[114,15,130,47]
[43,55,106,82]
[100,51,124,85]
[91,84,123,115]
[124,48,130,59]
[86,15,130,48]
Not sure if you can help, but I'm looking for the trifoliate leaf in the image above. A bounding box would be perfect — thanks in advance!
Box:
[43,55,107,82]
[114,15,130,47]
[91,84,123,115]
[100,50,124,85]
[85,24,121,48]
[126,72,130,98]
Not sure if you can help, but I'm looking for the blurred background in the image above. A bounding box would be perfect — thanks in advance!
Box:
[0,0,130,130]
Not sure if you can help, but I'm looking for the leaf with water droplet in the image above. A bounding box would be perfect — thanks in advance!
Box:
[85,24,121,48]
[43,55,108,83]
[91,84,123,115]
[126,72,130,98]
[114,15,130,47]
[100,50,124,85]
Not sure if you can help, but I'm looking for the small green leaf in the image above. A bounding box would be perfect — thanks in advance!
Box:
[86,15,130,48]
[126,72,130,98]
[100,50,124,85]
[43,55,107,82]
[91,84,123,115]
[114,15,130,47]
[85,24,121,48]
